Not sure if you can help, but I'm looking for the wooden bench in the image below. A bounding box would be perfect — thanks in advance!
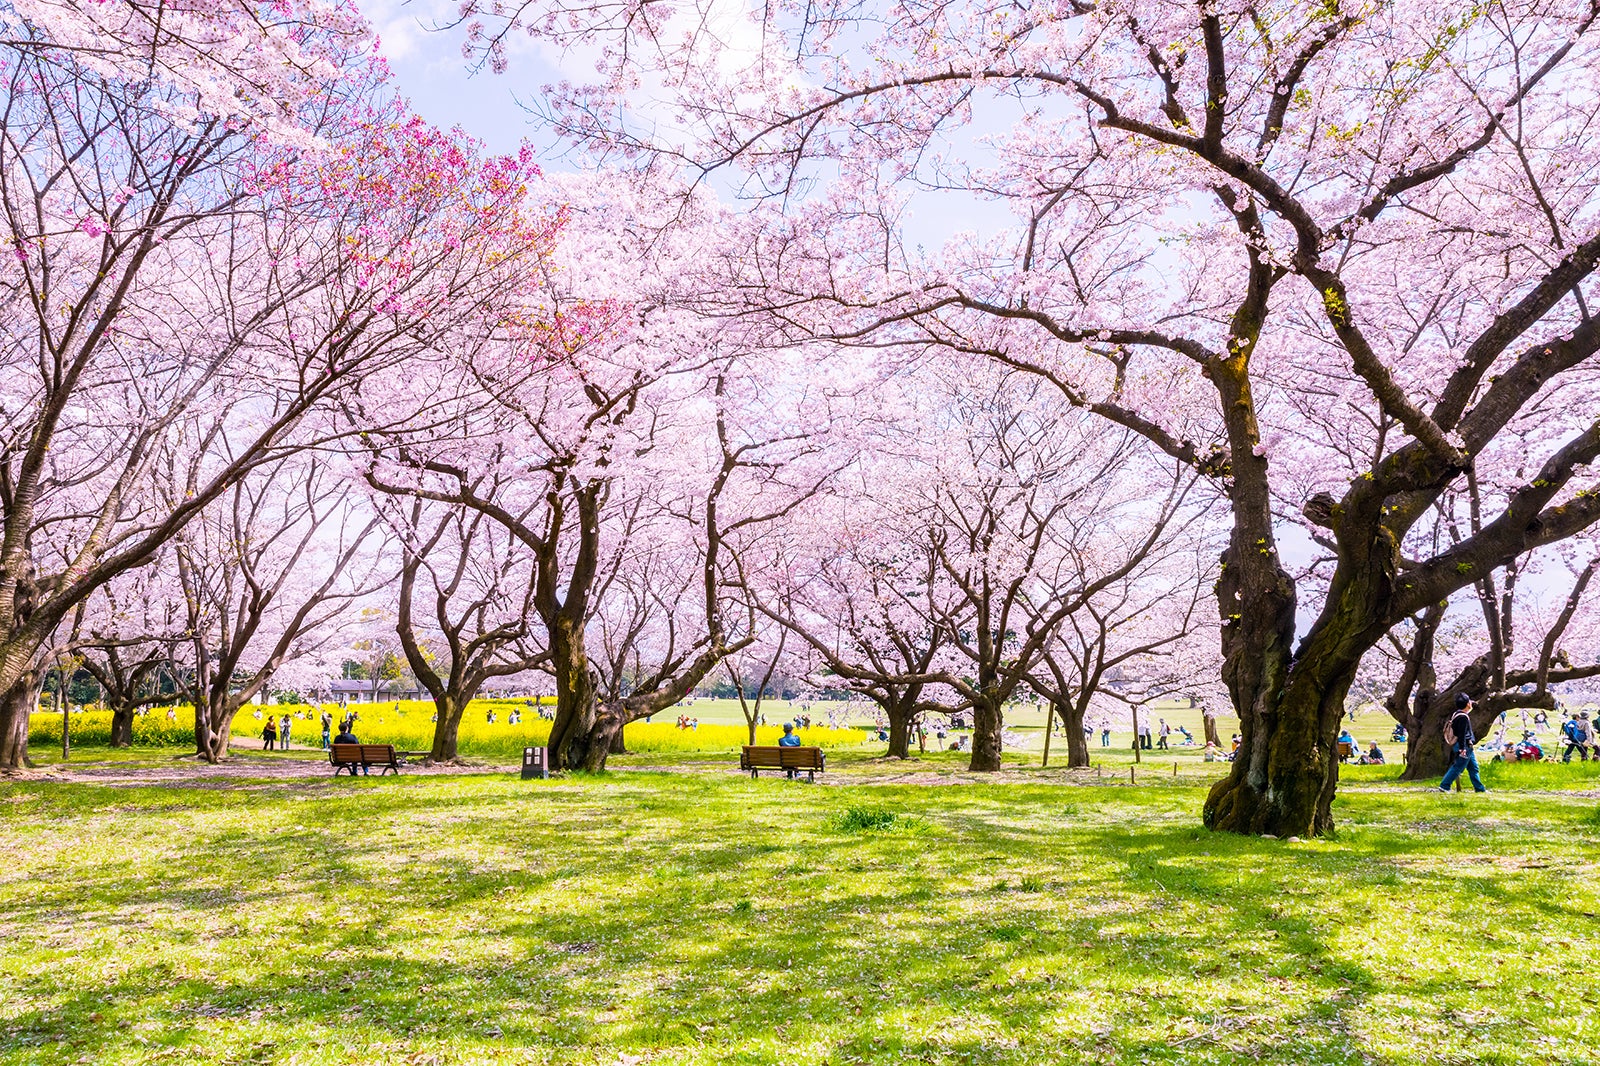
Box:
[330,743,403,776]
[741,745,826,781]
[1337,741,1353,761]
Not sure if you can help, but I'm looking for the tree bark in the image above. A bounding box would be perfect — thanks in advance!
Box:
[885,705,913,759]
[1202,710,1220,747]
[546,616,607,771]
[195,697,237,763]
[1199,289,1343,837]
[1397,664,1550,781]
[428,695,468,763]
[1059,700,1090,768]
[0,670,41,769]
[969,697,1003,772]
[109,701,135,748]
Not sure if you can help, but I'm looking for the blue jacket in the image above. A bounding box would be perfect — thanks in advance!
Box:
[777,733,801,747]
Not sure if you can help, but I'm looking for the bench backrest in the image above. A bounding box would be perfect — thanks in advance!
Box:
[1337,741,1353,757]
[742,745,823,770]
[742,746,786,768]
[780,746,824,769]
[330,743,396,764]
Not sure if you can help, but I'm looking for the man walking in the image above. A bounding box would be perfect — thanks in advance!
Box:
[1560,711,1590,762]
[1439,693,1486,793]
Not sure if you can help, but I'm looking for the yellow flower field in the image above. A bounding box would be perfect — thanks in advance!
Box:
[29,698,869,757]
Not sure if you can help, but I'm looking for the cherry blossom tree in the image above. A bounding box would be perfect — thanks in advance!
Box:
[460,0,1600,834]
[173,453,386,762]
[382,496,547,763]
[1371,528,1600,777]
[895,369,1204,770]
[763,360,1210,769]
[1030,550,1218,768]
[762,522,957,759]
[73,558,191,747]
[0,6,563,767]
[358,171,842,769]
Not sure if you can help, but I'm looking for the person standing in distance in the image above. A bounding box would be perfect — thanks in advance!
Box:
[1439,693,1486,794]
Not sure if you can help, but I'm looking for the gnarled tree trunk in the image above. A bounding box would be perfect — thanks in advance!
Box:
[0,669,42,770]
[428,695,469,763]
[546,617,607,771]
[109,701,135,747]
[195,697,236,763]
[885,704,914,759]
[1059,700,1091,769]
[969,696,1003,772]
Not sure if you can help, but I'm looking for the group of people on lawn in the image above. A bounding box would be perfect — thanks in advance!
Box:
[260,708,359,753]
[1093,718,1193,749]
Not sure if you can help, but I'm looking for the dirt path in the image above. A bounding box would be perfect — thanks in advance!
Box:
[6,754,1598,799]
[4,753,518,786]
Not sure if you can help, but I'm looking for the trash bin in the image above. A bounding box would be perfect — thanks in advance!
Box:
[521,746,549,780]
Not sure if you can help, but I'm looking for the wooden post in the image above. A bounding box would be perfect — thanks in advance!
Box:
[1131,704,1143,763]
[1173,761,1178,776]
[1041,702,1053,767]
[1130,765,1135,784]
[59,665,69,762]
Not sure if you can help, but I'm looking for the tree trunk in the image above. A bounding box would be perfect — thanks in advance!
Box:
[195,697,236,763]
[0,671,41,770]
[571,704,625,771]
[608,724,629,756]
[1060,701,1090,768]
[1202,711,1220,747]
[885,705,913,759]
[968,697,1003,772]
[1400,688,1452,780]
[1201,520,1325,835]
[109,701,135,748]
[1398,680,1539,781]
[546,617,610,771]
[428,695,467,763]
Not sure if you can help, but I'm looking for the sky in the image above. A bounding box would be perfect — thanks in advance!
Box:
[361,0,559,158]
[357,0,1021,249]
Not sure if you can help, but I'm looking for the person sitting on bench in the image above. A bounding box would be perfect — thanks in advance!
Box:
[778,723,801,778]
[334,724,367,775]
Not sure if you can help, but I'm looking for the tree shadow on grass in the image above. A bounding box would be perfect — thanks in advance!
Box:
[3,777,1593,1065]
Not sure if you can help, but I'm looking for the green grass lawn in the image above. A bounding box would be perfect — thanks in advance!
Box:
[3,765,1599,1065]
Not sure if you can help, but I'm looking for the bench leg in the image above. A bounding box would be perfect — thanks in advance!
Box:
[808,770,816,783]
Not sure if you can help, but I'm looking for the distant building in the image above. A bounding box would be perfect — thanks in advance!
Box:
[321,679,427,703]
